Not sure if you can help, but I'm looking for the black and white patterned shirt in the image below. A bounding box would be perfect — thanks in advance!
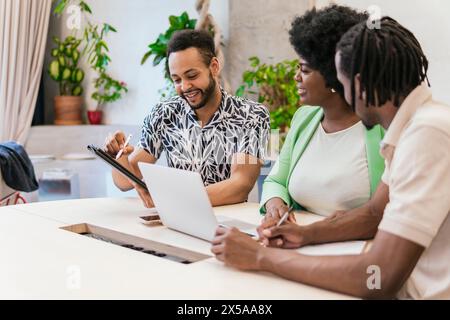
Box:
[139,89,270,186]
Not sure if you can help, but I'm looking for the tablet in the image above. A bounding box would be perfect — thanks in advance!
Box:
[87,144,147,190]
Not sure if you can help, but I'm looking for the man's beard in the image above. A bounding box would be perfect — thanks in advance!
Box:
[182,73,216,110]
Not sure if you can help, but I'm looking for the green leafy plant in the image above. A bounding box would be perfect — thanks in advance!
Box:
[83,22,127,109]
[51,0,127,109]
[141,11,197,72]
[83,22,116,71]
[236,57,300,132]
[91,72,128,108]
[141,11,196,99]
[48,35,85,96]
[53,0,91,15]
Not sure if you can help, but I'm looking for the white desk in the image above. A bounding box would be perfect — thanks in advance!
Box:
[0,198,359,299]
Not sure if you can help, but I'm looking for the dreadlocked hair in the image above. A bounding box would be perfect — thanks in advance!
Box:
[337,16,430,108]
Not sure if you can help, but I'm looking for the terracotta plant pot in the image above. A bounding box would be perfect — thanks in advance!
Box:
[54,96,83,125]
[87,110,103,125]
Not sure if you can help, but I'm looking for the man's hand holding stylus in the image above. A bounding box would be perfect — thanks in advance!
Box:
[104,131,135,161]
[104,131,155,208]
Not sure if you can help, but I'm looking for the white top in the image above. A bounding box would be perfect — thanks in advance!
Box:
[288,121,370,217]
[378,84,450,300]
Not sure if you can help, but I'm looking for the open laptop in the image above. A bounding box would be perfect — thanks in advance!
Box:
[138,163,258,242]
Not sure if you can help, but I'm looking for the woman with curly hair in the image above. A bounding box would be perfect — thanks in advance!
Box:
[260,5,386,226]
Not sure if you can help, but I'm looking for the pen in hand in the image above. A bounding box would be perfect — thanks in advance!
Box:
[116,134,132,160]
[258,206,294,247]
[276,205,294,227]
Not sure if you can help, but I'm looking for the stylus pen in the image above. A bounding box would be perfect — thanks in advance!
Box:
[116,134,132,160]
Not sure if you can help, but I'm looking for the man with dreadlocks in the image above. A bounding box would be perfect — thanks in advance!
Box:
[211,17,450,300]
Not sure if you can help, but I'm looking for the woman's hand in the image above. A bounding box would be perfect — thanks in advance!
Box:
[263,198,296,223]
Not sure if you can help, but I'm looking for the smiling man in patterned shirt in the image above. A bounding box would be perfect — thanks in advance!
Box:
[104,30,270,208]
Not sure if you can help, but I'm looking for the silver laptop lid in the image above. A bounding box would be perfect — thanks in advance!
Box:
[138,163,218,241]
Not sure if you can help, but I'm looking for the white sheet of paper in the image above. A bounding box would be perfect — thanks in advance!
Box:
[297,241,366,256]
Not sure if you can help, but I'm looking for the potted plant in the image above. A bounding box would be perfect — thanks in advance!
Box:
[141,11,197,99]
[89,71,128,124]
[84,22,127,124]
[236,57,300,197]
[48,35,85,125]
[51,0,127,125]
[236,57,300,143]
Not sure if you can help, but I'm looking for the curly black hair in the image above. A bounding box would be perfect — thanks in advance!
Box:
[289,5,368,98]
[167,29,216,66]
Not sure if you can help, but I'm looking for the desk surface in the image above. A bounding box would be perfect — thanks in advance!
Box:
[1,198,357,299]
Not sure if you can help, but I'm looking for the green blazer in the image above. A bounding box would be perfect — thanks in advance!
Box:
[260,106,385,214]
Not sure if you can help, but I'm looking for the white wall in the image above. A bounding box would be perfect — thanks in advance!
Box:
[335,0,450,105]
[227,0,309,91]
[44,0,229,125]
